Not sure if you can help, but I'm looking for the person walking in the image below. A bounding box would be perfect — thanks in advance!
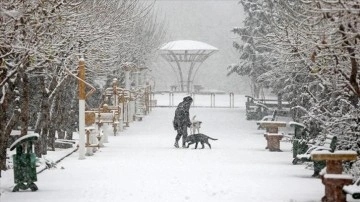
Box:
[173,96,193,148]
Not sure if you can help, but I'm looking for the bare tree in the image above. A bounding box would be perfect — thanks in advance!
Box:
[0,0,166,175]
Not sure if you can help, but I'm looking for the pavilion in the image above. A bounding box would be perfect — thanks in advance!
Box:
[159,40,218,93]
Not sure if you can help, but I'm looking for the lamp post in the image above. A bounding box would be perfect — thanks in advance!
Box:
[78,58,86,160]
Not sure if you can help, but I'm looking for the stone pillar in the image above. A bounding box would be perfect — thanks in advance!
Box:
[264,133,283,152]
[321,177,353,202]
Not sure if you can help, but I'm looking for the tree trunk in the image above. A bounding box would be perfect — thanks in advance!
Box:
[47,95,60,151]
[0,87,8,176]
[0,73,18,176]
[65,108,77,140]
[0,114,7,177]
[41,127,48,155]
[34,77,49,157]
[252,77,260,98]
[48,128,56,151]
[340,24,360,97]
[0,112,20,177]
[20,73,29,136]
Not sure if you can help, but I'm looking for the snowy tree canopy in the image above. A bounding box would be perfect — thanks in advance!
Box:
[0,0,166,175]
[231,0,360,174]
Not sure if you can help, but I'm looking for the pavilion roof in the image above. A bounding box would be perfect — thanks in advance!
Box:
[159,40,218,51]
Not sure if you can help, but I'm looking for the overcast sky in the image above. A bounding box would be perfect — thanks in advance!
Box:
[150,0,249,94]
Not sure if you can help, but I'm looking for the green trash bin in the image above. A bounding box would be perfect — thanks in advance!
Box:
[290,122,309,164]
[9,133,39,192]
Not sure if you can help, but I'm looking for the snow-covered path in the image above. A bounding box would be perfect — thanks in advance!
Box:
[2,107,323,202]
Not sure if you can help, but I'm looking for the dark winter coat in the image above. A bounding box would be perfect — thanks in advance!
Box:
[173,97,192,130]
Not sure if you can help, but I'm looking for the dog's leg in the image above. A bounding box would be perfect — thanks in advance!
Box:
[200,142,205,149]
[206,142,211,149]
[194,142,198,149]
[187,141,195,148]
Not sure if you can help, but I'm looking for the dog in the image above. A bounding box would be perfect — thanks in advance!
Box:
[190,115,202,135]
[185,133,218,149]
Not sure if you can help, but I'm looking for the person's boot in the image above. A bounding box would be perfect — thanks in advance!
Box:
[174,141,179,148]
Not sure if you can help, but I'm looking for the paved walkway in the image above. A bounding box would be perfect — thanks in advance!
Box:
[2,108,323,202]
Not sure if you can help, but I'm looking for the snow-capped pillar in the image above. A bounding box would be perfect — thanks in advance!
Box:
[78,58,86,160]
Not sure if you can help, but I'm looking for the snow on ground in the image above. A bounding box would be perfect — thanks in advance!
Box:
[0,94,324,202]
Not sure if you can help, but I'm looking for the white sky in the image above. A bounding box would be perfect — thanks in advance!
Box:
[1,94,326,202]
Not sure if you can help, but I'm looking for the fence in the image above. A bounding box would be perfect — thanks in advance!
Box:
[152,92,246,109]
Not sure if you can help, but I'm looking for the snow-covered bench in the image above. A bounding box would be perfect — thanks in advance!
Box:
[289,121,311,164]
[87,110,122,135]
[296,134,337,177]
[134,114,144,121]
[344,177,360,201]
[97,112,121,136]
[295,134,337,162]
[84,126,101,156]
[86,104,123,136]
[256,110,277,130]
[85,111,109,145]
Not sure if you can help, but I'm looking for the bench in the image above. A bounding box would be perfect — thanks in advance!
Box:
[84,127,101,156]
[245,95,270,120]
[344,177,360,201]
[86,103,123,137]
[296,134,337,177]
[134,114,144,121]
[95,111,122,136]
[257,110,277,130]
[289,121,311,164]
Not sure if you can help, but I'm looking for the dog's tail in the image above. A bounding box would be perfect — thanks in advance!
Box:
[208,137,218,141]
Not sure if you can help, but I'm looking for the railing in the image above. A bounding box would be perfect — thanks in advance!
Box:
[230,92,234,108]
[152,92,245,108]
